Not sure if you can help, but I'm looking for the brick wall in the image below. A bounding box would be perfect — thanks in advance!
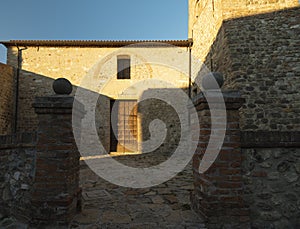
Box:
[191,91,250,228]
[0,63,15,134]
[32,95,83,225]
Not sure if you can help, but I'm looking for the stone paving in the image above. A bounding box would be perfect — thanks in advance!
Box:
[70,153,207,229]
[0,152,206,228]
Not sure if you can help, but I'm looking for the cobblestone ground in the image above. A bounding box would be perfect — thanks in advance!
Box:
[0,153,207,228]
[70,153,207,229]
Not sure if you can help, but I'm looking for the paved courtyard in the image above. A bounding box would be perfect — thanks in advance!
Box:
[70,153,207,229]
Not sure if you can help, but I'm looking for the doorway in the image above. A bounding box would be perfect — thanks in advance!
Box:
[110,100,138,153]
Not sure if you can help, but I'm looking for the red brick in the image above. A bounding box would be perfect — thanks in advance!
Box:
[219,168,241,175]
[230,161,241,168]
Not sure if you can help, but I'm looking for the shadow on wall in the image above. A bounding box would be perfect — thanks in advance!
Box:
[202,6,300,132]
[112,87,188,168]
[0,62,191,156]
[0,65,193,223]
[195,6,300,228]
[0,63,15,134]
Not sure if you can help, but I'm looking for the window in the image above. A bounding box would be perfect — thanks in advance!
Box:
[117,55,131,79]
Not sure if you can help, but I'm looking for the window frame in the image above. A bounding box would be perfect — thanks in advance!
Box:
[117,55,131,80]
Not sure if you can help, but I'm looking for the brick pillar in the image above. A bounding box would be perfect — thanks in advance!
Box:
[32,95,84,226]
[191,90,250,228]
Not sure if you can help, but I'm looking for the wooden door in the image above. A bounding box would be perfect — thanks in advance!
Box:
[110,100,137,153]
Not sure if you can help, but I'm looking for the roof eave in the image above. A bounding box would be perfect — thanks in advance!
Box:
[0,39,193,48]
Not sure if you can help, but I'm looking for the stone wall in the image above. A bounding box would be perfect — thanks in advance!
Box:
[221,0,299,20]
[7,46,188,89]
[191,91,300,228]
[95,94,111,153]
[7,46,189,146]
[17,70,54,132]
[242,148,300,228]
[203,7,300,131]
[0,93,84,226]
[0,133,37,222]
[190,2,300,227]
[188,0,299,62]
[188,0,223,62]
[241,132,300,228]
[138,88,187,156]
[0,63,15,134]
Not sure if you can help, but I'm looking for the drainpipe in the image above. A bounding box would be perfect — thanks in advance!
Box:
[188,39,193,127]
[13,45,27,133]
[188,38,193,99]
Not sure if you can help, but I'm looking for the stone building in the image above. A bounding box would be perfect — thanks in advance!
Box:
[0,40,192,154]
[188,0,300,228]
[0,0,299,228]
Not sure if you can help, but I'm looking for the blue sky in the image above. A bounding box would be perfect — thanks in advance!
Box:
[0,0,188,63]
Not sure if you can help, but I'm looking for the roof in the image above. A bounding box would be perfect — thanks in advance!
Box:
[0,39,193,48]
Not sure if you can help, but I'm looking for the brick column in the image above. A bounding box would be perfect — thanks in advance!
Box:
[32,95,84,226]
[191,90,250,228]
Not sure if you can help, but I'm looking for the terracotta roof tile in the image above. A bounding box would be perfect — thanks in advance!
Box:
[0,39,193,47]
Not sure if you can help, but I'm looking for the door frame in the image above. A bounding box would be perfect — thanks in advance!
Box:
[109,99,138,153]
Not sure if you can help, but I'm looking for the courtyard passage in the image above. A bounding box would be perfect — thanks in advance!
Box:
[71,153,207,228]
